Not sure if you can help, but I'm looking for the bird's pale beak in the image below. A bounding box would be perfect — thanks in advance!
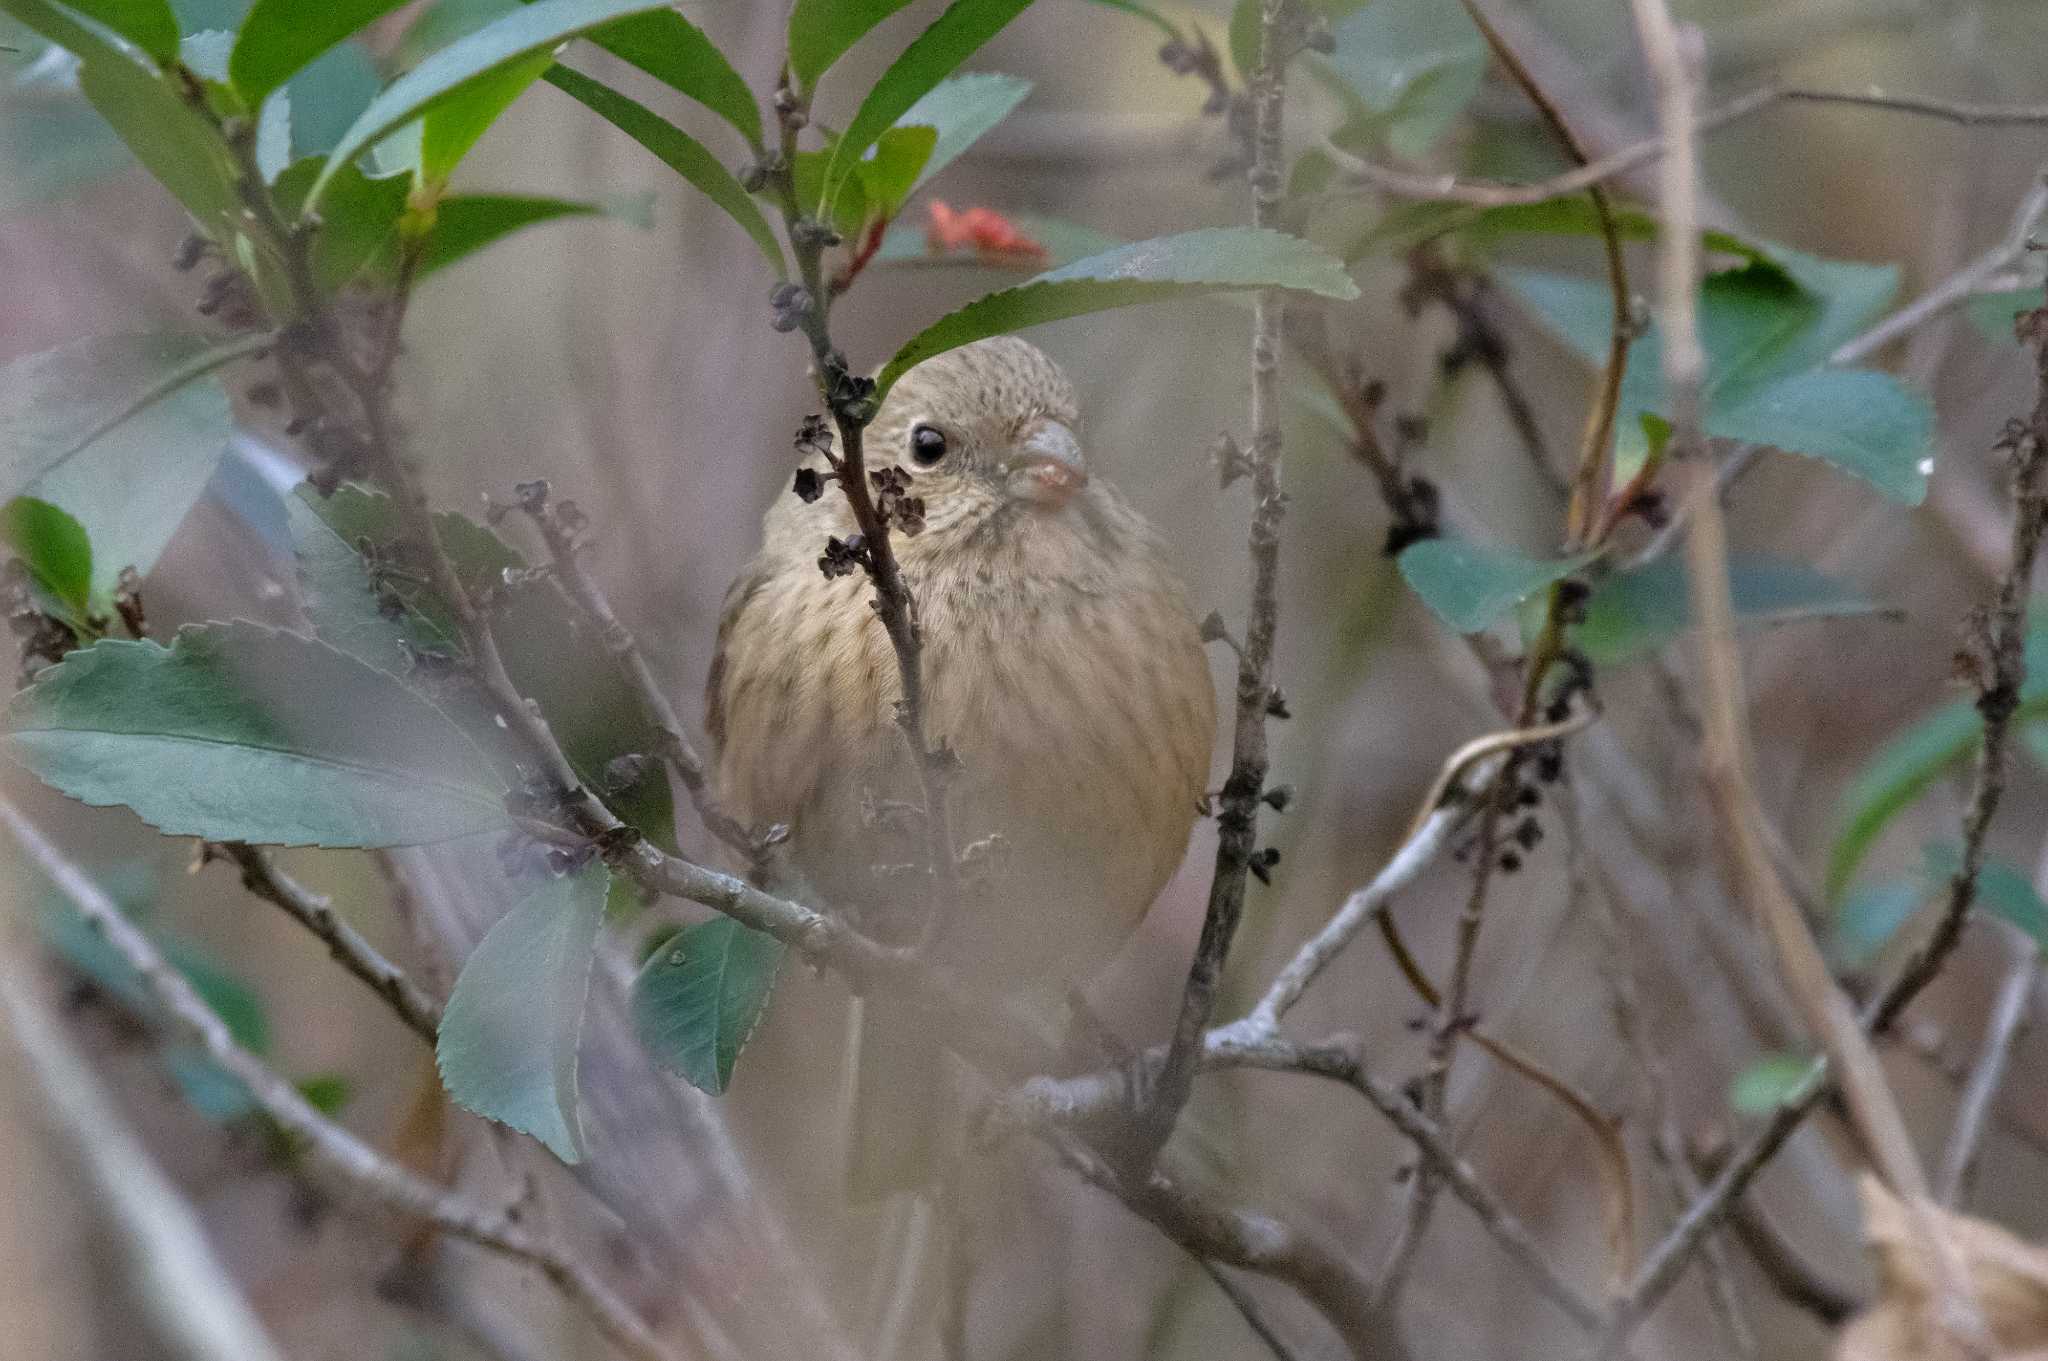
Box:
[1011,420,1088,508]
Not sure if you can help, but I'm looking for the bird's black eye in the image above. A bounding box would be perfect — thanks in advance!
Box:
[909,424,948,466]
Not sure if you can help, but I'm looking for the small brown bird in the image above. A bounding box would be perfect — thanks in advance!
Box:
[707,336,1215,1195]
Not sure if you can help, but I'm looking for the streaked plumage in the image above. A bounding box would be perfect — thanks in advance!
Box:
[706,336,1215,1190]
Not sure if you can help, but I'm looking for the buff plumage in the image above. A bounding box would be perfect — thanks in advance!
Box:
[707,336,1215,1191]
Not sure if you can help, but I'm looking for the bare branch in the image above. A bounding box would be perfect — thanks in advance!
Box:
[512,481,757,858]
[0,797,681,1361]
[1144,0,1300,1164]
[214,842,442,1044]
[1335,85,2048,210]
[1936,934,2040,1209]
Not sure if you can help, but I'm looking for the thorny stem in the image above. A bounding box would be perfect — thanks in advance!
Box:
[1140,0,1297,1168]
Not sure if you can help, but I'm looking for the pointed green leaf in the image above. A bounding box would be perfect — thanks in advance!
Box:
[1398,538,1595,634]
[229,0,407,105]
[1730,1052,1823,1114]
[284,39,382,159]
[271,155,412,288]
[417,191,641,276]
[64,0,178,64]
[632,916,784,1095]
[2,622,512,846]
[1323,0,1484,159]
[542,63,785,277]
[854,123,935,224]
[1574,554,1888,665]
[787,0,914,91]
[2,497,94,621]
[877,227,1358,399]
[3,0,247,232]
[437,861,608,1162]
[819,0,1034,211]
[419,43,553,182]
[1713,368,1931,506]
[581,7,762,148]
[898,71,1030,194]
[304,0,669,210]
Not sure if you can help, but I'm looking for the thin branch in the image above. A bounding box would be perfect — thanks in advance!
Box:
[1057,1138,1395,1361]
[1196,1259,1310,1361]
[1335,85,2048,210]
[1935,934,2040,1209]
[0,797,680,1361]
[1143,0,1299,1164]
[214,842,442,1044]
[1832,174,2048,367]
[1719,1191,1861,1328]
[513,482,756,858]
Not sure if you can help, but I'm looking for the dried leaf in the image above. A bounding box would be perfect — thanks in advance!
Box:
[1838,1176,2048,1361]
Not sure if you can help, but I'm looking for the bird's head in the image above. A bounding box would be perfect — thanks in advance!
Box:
[867,336,1089,531]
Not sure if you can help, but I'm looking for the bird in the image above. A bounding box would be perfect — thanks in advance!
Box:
[705,335,1216,1197]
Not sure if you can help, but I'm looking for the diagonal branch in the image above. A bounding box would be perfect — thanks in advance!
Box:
[0,796,681,1361]
[213,842,442,1044]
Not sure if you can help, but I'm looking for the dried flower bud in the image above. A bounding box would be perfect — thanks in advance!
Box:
[793,467,826,502]
[818,533,866,579]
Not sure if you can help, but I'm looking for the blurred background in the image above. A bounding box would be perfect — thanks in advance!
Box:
[7,0,2048,1358]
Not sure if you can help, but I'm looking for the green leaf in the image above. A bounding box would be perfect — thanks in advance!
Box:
[578,7,762,148]
[1924,843,2048,950]
[1831,877,1925,971]
[0,81,129,216]
[1397,538,1595,634]
[437,860,607,1162]
[229,0,407,106]
[283,39,381,158]
[1826,627,2048,905]
[162,934,272,1052]
[897,70,1030,195]
[632,915,783,1095]
[2,622,512,846]
[395,0,517,66]
[1574,554,1887,666]
[418,43,553,183]
[417,191,639,276]
[1729,1052,1823,1115]
[6,0,246,233]
[65,0,178,63]
[1505,255,1928,503]
[297,1073,353,1115]
[818,0,1035,212]
[271,155,412,287]
[0,332,251,600]
[1323,0,1484,159]
[1712,368,1933,506]
[1826,701,1980,905]
[1226,0,1256,80]
[876,226,1359,400]
[304,0,669,211]
[542,63,785,277]
[787,0,914,92]
[253,84,291,180]
[1,497,94,621]
[854,123,936,224]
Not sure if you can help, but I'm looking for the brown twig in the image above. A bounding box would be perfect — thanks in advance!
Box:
[1335,85,2048,210]
[1935,932,2040,1209]
[213,842,443,1044]
[0,797,680,1361]
[1142,0,1299,1166]
[513,482,756,859]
